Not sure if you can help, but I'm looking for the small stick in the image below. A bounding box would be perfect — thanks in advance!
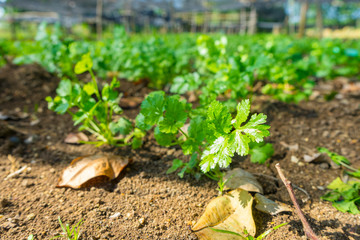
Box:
[275,163,320,240]
[4,165,28,180]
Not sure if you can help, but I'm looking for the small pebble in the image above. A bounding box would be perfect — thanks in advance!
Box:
[49,168,56,174]
[291,156,299,163]
[109,212,121,219]
[26,213,36,221]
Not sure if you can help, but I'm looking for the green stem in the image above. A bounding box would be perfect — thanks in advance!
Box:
[341,162,359,172]
[179,128,189,139]
[89,68,101,100]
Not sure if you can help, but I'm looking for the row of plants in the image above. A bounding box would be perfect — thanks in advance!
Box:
[1,23,360,103]
[1,23,359,215]
[46,54,271,181]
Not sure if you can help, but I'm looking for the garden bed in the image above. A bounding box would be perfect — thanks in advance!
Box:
[0,64,359,239]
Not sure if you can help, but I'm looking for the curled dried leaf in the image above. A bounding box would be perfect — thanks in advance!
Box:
[64,132,89,144]
[57,154,130,189]
[223,168,263,193]
[254,193,292,215]
[192,188,256,239]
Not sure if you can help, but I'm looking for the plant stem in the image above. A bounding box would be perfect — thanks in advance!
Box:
[340,162,358,172]
[89,68,101,100]
[275,163,320,240]
[179,128,189,139]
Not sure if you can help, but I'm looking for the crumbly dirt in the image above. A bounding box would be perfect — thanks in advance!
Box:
[0,64,360,240]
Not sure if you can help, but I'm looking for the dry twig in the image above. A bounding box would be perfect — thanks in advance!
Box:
[275,163,320,240]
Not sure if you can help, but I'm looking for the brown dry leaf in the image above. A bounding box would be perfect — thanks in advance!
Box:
[223,168,263,193]
[64,132,89,144]
[57,154,130,189]
[192,188,256,239]
[120,97,143,109]
[254,193,292,215]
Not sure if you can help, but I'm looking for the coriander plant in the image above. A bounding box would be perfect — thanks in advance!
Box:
[46,53,144,148]
[136,91,270,179]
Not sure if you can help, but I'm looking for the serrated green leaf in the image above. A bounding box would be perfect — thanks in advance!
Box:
[166,159,184,174]
[200,136,232,173]
[239,113,270,143]
[229,130,250,156]
[101,84,118,101]
[318,147,350,166]
[249,142,274,164]
[233,99,250,128]
[140,91,165,126]
[109,117,133,135]
[206,101,232,137]
[154,126,175,146]
[54,101,69,114]
[83,82,96,96]
[74,53,93,74]
[158,95,188,134]
[188,116,206,142]
[327,177,352,192]
[56,79,72,97]
[132,137,142,149]
[170,72,201,94]
[135,113,152,131]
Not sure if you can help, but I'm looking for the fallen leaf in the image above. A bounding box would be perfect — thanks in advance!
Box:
[57,154,130,189]
[120,97,143,109]
[192,188,256,239]
[64,132,89,144]
[254,193,292,215]
[223,168,263,194]
[280,141,299,151]
[303,153,339,169]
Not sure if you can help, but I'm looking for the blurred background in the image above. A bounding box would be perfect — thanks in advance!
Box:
[0,0,360,40]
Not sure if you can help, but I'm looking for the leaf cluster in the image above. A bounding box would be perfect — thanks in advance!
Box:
[46,54,142,148]
[137,92,270,177]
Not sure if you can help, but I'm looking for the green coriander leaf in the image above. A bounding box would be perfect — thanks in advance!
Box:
[239,113,270,143]
[56,79,72,97]
[249,142,274,164]
[170,72,201,94]
[166,159,184,174]
[200,136,232,173]
[347,171,360,178]
[109,117,133,135]
[181,139,198,155]
[74,53,93,74]
[135,113,152,131]
[110,77,120,88]
[132,137,142,149]
[318,147,350,166]
[229,130,250,156]
[54,101,69,114]
[188,116,206,142]
[333,200,360,214]
[206,100,232,138]
[154,126,175,146]
[140,91,165,126]
[158,95,188,134]
[327,177,353,192]
[233,99,250,128]
[83,82,96,96]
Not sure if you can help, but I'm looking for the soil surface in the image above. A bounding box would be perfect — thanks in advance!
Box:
[0,64,360,240]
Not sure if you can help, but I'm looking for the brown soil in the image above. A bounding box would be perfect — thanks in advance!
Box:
[0,64,360,240]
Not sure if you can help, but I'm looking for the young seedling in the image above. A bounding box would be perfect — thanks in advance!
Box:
[137,91,270,179]
[46,53,144,148]
[50,217,83,240]
[318,147,360,214]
